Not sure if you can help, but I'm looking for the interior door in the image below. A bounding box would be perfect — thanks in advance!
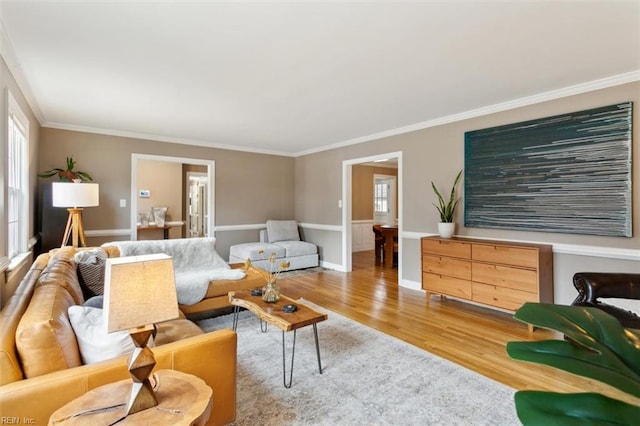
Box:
[186,172,208,237]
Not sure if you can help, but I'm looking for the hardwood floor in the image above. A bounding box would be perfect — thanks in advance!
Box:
[278,250,638,405]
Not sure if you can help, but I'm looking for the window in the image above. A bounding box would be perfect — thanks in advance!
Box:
[7,91,29,259]
[374,181,388,214]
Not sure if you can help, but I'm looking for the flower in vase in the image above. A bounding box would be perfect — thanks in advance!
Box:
[243,250,290,284]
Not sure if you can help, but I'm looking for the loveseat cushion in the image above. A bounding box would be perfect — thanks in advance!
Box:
[15,284,82,378]
[266,220,300,242]
[276,240,318,257]
[229,242,286,261]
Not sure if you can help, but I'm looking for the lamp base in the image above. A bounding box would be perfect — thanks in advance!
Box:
[126,325,158,415]
[61,207,87,247]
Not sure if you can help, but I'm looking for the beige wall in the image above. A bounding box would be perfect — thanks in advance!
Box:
[352,165,398,221]
[295,82,640,303]
[37,128,296,257]
[137,159,182,239]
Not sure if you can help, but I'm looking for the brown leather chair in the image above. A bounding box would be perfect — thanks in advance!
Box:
[571,272,640,329]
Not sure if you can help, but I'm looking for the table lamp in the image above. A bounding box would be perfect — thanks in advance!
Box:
[52,182,99,247]
[103,254,180,415]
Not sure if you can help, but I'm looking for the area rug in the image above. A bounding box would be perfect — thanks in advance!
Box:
[277,266,329,279]
[197,300,519,425]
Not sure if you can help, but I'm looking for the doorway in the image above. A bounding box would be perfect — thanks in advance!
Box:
[186,172,208,237]
[342,152,402,276]
[130,154,215,240]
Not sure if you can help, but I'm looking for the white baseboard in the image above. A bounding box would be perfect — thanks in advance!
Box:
[321,260,345,272]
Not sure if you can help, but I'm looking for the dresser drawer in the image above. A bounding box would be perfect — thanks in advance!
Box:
[422,272,472,299]
[472,282,537,311]
[422,254,471,280]
[472,244,538,268]
[472,262,538,293]
[422,238,471,259]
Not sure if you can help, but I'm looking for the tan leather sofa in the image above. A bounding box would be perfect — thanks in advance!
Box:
[0,247,237,425]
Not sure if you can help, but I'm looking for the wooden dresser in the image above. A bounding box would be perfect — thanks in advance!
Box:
[421,236,553,312]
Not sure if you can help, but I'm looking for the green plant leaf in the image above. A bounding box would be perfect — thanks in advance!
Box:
[430,169,462,222]
[508,303,640,397]
[513,303,640,378]
[514,391,640,425]
[507,340,640,398]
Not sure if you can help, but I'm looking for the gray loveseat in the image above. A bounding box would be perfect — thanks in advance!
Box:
[229,220,319,271]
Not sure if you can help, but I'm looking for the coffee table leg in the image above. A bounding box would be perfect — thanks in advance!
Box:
[232,306,239,331]
[282,330,297,388]
[313,323,323,374]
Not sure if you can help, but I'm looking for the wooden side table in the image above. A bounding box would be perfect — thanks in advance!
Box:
[49,370,212,425]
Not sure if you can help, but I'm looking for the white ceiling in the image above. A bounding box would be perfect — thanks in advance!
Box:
[1,1,639,156]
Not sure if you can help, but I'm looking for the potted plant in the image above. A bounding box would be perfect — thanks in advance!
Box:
[507,302,640,424]
[431,169,462,238]
[38,156,93,182]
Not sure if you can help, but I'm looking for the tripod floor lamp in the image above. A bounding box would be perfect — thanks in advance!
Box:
[52,182,99,247]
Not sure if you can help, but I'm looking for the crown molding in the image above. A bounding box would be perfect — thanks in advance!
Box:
[294,70,640,157]
[44,121,297,157]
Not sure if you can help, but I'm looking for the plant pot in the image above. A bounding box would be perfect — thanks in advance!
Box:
[438,222,455,238]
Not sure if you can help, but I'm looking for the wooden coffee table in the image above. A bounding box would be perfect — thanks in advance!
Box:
[228,290,328,388]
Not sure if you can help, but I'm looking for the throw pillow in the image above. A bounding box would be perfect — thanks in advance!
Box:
[68,305,134,364]
[266,220,300,242]
[83,295,104,309]
[74,249,107,298]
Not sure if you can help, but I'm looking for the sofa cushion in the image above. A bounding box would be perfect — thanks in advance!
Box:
[155,319,204,345]
[37,247,84,305]
[276,240,318,257]
[266,220,300,243]
[68,305,135,365]
[15,284,82,378]
[229,242,285,261]
[74,248,107,298]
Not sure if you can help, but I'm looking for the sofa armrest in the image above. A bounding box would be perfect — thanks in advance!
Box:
[0,329,237,426]
[572,272,640,305]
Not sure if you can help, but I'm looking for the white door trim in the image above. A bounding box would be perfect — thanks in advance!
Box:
[342,151,403,275]
[131,154,215,240]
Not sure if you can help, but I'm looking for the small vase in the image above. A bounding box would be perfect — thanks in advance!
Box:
[438,222,455,238]
[262,279,280,303]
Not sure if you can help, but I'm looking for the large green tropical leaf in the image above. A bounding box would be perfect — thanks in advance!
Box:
[514,391,640,425]
[507,303,640,397]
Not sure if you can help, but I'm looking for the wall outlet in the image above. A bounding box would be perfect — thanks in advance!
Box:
[120,199,126,207]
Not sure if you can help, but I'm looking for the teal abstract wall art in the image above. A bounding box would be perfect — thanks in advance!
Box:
[464,102,632,237]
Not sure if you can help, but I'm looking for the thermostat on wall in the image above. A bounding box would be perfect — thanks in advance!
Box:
[139,190,151,198]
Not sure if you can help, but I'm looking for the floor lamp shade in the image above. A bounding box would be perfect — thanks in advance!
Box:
[52,182,99,247]
[52,182,99,208]
[103,253,179,415]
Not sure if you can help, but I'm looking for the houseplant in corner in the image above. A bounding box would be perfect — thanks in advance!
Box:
[431,169,462,238]
[38,156,93,182]
[507,302,640,425]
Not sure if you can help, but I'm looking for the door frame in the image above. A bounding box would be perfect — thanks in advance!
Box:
[130,154,215,240]
[342,151,402,274]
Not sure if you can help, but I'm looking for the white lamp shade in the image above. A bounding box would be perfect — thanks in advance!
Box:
[52,182,99,207]
[104,254,180,333]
